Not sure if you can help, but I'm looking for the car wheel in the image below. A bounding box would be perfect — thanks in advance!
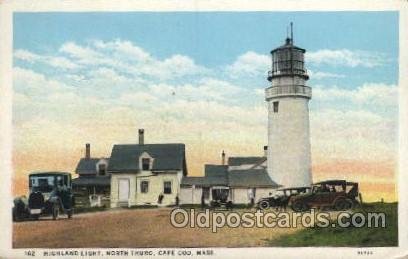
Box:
[258,200,270,210]
[52,204,59,220]
[67,209,73,219]
[335,198,353,211]
[291,200,308,212]
[12,208,18,222]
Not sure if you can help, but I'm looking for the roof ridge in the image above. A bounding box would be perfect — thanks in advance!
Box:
[113,143,185,146]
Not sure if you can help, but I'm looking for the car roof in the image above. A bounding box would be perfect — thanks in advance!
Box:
[278,187,311,191]
[29,172,71,177]
[314,180,347,185]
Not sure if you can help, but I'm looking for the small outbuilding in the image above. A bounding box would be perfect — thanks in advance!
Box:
[72,143,110,196]
[180,150,280,206]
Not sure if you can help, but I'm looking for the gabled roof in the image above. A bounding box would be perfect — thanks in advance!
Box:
[227,169,280,188]
[227,156,266,166]
[181,166,279,188]
[29,172,71,177]
[181,177,206,187]
[75,158,101,175]
[204,165,228,186]
[181,165,228,187]
[107,144,186,173]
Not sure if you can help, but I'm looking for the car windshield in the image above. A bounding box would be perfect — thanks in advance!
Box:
[274,191,285,197]
[312,185,321,193]
[29,175,57,193]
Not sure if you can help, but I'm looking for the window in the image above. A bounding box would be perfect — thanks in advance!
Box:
[163,181,172,194]
[98,164,106,175]
[273,101,279,113]
[202,187,210,199]
[140,181,149,193]
[142,158,150,170]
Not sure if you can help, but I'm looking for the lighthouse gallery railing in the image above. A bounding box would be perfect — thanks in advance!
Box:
[265,85,312,99]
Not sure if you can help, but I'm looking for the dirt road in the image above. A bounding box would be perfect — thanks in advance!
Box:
[13,208,301,248]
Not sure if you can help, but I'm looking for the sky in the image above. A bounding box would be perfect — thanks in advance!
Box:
[12,12,399,201]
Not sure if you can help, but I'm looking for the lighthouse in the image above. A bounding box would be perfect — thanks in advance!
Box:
[265,23,312,188]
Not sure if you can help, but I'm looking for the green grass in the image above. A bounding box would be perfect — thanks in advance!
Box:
[128,204,159,209]
[74,206,109,214]
[266,202,398,247]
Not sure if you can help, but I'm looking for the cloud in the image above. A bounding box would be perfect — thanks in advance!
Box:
[59,40,209,80]
[313,83,397,106]
[59,42,103,65]
[13,67,74,94]
[13,39,398,174]
[93,39,151,61]
[306,49,388,68]
[226,51,269,78]
[308,70,345,80]
[14,49,79,70]
[310,108,397,161]
[14,49,41,62]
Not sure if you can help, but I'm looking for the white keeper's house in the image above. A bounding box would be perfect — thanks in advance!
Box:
[108,129,187,208]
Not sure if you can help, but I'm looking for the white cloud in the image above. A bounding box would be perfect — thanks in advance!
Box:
[93,39,151,61]
[14,49,41,62]
[310,108,396,161]
[47,56,79,70]
[13,40,398,164]
[308,70,345,80]
[14,49,79,70]
[313,83,397,106]
[306,49,388,68]
[59,42,103,65]
[13,67,74,94]
[59,40,209,80]
[226,51,269,78]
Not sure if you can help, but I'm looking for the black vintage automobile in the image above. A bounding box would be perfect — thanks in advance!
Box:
[289,180,360,212]
[13,172,75,221]
[257,187,311,210]
[209,187,233,209]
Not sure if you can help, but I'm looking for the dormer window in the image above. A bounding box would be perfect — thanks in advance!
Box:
[139,152,154,171]
[142,158,150,170]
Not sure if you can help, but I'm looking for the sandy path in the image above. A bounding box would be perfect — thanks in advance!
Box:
[13,208,301,248]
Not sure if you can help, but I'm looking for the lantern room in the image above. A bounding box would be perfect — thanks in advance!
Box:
[267,24,309,82]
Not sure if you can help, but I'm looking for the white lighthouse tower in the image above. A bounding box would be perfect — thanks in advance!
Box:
[265,24,312,188]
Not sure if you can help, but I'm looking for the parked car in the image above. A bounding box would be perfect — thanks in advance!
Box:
[289,180,359,212]
[210,187,233,209]
[13,172,75,221]
[257,187,311,210]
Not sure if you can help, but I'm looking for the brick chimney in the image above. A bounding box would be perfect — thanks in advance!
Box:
[221,150,226,165]
[263,145,268,157]
[85,143,90,159]
[139,129,144,145]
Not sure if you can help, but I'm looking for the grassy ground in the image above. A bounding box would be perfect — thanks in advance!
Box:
[266,202,398,247]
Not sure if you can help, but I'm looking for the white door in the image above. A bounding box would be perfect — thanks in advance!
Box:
[118,179,130,202]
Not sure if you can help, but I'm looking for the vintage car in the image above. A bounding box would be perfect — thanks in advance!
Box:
[209,186,233,209]
[13,172,75,221]
[289,180,359,212]
[257,187,311,210]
